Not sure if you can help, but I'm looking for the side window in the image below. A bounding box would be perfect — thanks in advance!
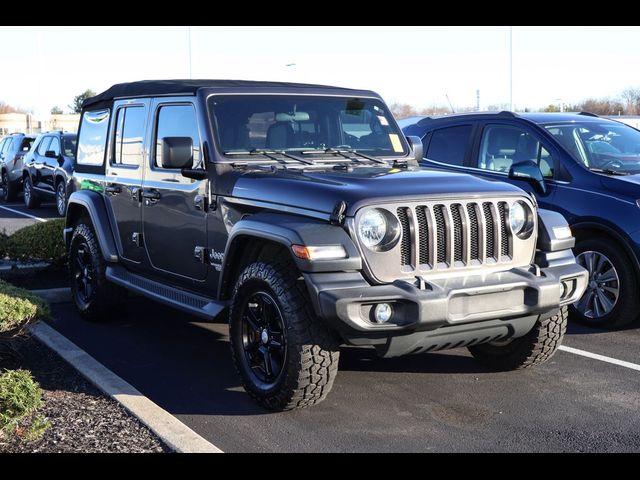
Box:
[49,137,61,156]
[154,105,200,168]
[478,125,554,178]
[1,138,13,155]
[77,109,110,166]
[113,106,145,166]
[425,125,472,166]
[37,137,51,155]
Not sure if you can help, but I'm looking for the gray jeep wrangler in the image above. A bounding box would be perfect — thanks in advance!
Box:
[65,80,588,410]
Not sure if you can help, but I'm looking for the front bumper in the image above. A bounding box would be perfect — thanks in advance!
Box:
[304,258,587,354]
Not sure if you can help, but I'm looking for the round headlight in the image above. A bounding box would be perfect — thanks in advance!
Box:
[509,202,527,235]
[358,209,388,248]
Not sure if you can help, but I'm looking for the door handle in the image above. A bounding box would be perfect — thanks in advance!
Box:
[142,189,161,201]
[105,185,121,195]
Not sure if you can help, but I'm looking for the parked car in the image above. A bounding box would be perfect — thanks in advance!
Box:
[0,133,36,201]
[401,111,640,328]
[22,131,77,216]
[64,80,586,410]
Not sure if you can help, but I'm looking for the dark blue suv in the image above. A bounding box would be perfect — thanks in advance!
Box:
[401,112,640,328]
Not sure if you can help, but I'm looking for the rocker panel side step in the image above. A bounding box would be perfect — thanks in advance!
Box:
[106,265,225,320]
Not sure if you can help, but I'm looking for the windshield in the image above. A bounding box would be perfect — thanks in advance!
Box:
[209,95,407,158]
[545,122,640,173]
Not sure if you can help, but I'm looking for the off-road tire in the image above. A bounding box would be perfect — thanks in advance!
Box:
[1,172,18,201]
[468,306,567,371]
[229,259,340,411]
[69,223,126,321]
[570,237,638,328]
[23,175,40,209]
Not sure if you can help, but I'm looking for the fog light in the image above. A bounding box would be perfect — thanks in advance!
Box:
[374,303,393,323]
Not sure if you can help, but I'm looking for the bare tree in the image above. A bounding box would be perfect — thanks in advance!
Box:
[389,102,420,119]
[0,102,27,114]
[621,88,640,115]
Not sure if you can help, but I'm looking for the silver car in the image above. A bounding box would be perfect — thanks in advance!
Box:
[0,133,36,201]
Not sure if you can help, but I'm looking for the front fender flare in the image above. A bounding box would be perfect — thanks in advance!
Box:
[65,190,118,262]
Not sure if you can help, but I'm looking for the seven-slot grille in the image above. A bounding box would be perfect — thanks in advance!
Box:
[396,201,512,270]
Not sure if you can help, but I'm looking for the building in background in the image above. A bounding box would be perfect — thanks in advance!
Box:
[0,113,80,135]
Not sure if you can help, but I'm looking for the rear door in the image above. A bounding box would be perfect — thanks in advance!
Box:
[40,135,61,193]
[32,136,51,189]
[142,98,208,282]
[470,122,557,208]
[104,99,149,264]
[421,124,476,172]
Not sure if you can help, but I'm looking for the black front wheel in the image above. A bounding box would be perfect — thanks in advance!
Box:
[468,307,567,371]
[229,259,340,410]
[69,223,126,321]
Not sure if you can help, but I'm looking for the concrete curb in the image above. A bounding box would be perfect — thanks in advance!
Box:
[30,287,72,304]
[31,322,223,453]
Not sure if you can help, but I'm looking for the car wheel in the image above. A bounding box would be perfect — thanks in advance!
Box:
[570,237,639,328]
[69,223,127,321]
[23,176,40,209]
[56,181,67,217]
[1,172,18,202]
[468,307,567,370]
[229,258,340,410]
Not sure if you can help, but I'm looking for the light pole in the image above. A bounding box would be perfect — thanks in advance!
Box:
[285,63,296,81]
[509,26,513,112]
[187,26,193,79]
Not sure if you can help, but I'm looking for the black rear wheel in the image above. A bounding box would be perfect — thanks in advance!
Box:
[69,223,126,321]
[23,176,40,209]
[56,181,67,217]
[1,172,18,201]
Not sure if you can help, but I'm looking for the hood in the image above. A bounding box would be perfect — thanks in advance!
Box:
[599,173,640,199]
[230,166,527,215]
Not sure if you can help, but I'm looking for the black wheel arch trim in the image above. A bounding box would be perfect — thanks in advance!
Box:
[65,190,119,263]
[571,220,640,278]
[219,212,362,299]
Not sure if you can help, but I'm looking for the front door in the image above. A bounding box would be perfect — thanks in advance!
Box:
[41,135,61,192]
[142,99,208,281]
[472,123,556,209]
[105,100,149,264]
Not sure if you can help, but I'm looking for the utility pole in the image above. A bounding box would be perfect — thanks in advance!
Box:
[188,26,193,79]
[509,26,513,112]
[476,89,480,111]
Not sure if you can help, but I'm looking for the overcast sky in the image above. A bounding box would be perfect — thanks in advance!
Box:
[1,26,639,117]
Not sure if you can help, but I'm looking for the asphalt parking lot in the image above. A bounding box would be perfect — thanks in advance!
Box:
[0,196,58,234]
[2,195,640,452]
[46,298,640,452]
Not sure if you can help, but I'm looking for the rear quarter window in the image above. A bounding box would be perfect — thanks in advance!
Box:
[77,109,110,166]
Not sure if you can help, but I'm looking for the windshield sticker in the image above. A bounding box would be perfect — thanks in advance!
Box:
[378,116,389,126]
[389,134,403,152]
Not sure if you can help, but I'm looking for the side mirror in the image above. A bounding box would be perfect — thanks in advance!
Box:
[509,160,547,195]
[405,135,424,163]
[161,137,193,169]
[45,150,58,159]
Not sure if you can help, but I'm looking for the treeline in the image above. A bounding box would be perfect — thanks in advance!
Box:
[391,86,640,119]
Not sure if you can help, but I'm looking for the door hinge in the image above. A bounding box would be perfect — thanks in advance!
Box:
[132,232,143,247]
[194,246,206,263]
[330,200,347,225]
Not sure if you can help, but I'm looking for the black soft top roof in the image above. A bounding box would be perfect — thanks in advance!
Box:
[82,79,373,109]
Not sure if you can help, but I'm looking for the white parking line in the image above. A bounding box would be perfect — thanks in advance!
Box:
[0,204,47,222]
[31,322,223,453]
[559,345,640,372]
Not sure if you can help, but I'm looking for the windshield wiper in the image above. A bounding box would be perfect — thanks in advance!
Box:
[301,147,387,165]
[224,149,315,166]
[589,168,630,176]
